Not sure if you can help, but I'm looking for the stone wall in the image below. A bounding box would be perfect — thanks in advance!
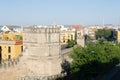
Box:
[77,37,85,47]
[23,27,62,76]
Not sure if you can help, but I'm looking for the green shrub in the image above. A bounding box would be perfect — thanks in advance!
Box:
[67,40,75,48]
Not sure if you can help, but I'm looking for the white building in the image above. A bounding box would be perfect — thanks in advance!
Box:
[1,25,15,33]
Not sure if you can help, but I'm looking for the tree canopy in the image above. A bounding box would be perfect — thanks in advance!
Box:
[70,41,120,80]
[96,29,114,41]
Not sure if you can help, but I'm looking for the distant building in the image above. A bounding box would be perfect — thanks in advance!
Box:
[71,24,85,47]
[14,27,22,32]
[117,30,120,42]
[84,27,88,35]
[88,27,97,40]
[1,25,15,33]
[71,24,84,38]
[71,24,83,30]
[60,28,75,44]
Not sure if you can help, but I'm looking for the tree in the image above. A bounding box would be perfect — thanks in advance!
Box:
[70,41,120,80]
[96,29,114,41]
[67,40,75,48]
[75,30,77,44]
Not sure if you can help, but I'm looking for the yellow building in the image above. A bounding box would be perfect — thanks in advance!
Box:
[0,32,23,61]
[60,28,75,44]
[2,32,22,41]
[117,31,120,42]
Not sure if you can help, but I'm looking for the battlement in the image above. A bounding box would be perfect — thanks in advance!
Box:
[23,27,60,33]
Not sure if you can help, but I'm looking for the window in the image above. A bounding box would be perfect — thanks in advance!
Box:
[21,46,23,52]
[8,46,11,53]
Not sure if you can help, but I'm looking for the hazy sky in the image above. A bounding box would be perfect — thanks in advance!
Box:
[0,0,120,25]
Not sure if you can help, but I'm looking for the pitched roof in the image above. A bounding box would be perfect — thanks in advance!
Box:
[71,24,84,30]
[1,25,16,33]
[5,25,14,30]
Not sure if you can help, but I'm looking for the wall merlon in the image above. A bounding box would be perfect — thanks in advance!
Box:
[23,27,60,33]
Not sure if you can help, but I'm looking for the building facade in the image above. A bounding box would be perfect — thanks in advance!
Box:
[88,27,97,40]
[117,30,120,42]
[60,28,75,44]
[0,32,23,62]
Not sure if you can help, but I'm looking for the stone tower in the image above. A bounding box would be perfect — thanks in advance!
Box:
[23,27,62,76]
